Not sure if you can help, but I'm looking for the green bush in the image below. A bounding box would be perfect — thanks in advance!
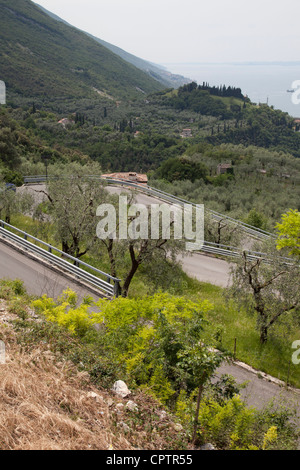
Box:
[176,392,298,450]
[0,279,27,300]
[32,289,300,449]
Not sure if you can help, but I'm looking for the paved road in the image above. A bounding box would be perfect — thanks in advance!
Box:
[19,184,231,288]
[0,240,99,301]
[1,188,300,427]
[179,252,231,287]
[216,362,300,417]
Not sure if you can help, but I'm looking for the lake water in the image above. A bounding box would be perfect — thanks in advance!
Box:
[163,62,300,117]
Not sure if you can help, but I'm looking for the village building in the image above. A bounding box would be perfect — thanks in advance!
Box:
[58,118,74,129]
[293,118,300,131]
[101,172,148,185]
[180,129,192,138]
[217,163,234,175]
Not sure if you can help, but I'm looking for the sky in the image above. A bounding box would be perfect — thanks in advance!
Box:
[34,0,300,66]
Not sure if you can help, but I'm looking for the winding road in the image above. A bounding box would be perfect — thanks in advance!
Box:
[0,183,299,426]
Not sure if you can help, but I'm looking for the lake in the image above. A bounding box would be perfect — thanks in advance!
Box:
[163,62,300,117]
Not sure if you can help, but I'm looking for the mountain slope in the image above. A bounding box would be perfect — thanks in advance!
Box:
[0,0,164,102]
[35,2,190,89]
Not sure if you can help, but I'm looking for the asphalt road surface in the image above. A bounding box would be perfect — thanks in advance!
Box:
[18,184,232,288]
[0,240,100,301]
[216,362,300,417]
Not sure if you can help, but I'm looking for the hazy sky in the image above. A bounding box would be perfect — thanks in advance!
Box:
[35,0,299,65]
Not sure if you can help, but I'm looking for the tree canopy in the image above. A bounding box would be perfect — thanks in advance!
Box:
[276,209,300,258]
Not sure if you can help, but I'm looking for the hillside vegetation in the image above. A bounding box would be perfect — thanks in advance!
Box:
[0,283,191,450]
[0,0,163,103]
[36,3,190,90]
[0,279,298,450]
[1,1,300,451]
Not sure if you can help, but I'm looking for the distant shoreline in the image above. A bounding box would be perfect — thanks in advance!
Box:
[161,62,300,117]
[162,61,300,67]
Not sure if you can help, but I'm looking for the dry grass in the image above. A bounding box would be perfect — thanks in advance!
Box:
[0,304,188,451]
[0,325,131,450]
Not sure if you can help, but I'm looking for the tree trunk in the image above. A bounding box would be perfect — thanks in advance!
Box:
[122,261,139,297]
[192,383,204,445]
[122,244,140,297]
[107,239,117,278]
[260,325,268,344]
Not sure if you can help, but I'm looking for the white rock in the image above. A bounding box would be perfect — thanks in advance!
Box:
[112,380,131,398]
[173,423,183,432]
[200,443,216,451]
[126,400,139,412]
[116,403,125,412]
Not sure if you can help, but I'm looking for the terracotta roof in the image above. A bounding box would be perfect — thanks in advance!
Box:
[217,163,232,169]
[102,172,148,184]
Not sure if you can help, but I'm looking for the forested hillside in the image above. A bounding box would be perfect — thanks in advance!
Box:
[0,0,163,103]
[1,0,300,454]
[36,3,190,90]
[0,0,300,231]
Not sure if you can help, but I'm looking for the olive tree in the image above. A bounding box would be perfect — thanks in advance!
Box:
[36,164,111,258]
[94,194,187,297]
[230,243,300,344]
[0,183,33,224]
[205,212,241,247]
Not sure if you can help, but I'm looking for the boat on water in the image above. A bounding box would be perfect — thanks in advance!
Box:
[287,89,295,93]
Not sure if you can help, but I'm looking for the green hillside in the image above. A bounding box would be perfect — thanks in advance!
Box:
[36,3,190,90]
[0,0,164,103]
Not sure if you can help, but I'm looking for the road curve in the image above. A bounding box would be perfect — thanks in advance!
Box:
[3,185,300,428]
[19,184,232,288]
[0,240,100,301]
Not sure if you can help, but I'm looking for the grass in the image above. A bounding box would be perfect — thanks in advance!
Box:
[211,95,245,109]
[197,283,300,387]
[7,214,300,388]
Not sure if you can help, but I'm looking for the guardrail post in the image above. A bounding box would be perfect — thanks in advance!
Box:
[114,281,121,298]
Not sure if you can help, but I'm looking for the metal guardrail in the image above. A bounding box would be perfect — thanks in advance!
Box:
[199,241,292,264]
[22,175,275,240]
[102,178,276,241]
[0,220,121,297]
[200,241,252,259]
[22,175,279,261]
